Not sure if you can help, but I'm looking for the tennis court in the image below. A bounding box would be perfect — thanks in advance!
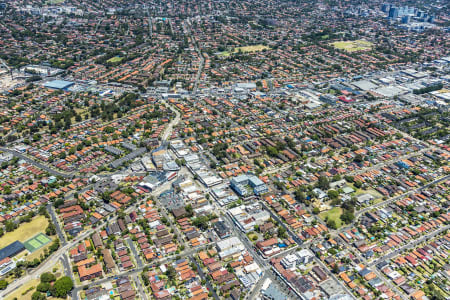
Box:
[23,233,52,253]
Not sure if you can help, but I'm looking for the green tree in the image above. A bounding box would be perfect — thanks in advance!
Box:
[32,292,46,300]
[165,266,176,282]
[294,189,306,202]
[4,221,17,232]
[354,181,362,188]
[344,175,354,183]
[46,223,56,236]
[327,219,337,230]
[277,226,288,239]
[192,215,209,230]
[317,176,330,190]
[332,174,341,182]
[266,146,278,157]
[0,279,7,290]
[340,211,355,224]
[354,154,363,163]
[36,282,50,293]
[40,272,56,283]
[327,190,339,199]
[51,276,73,298]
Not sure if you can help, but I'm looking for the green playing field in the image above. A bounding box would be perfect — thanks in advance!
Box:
[23,233,52,253]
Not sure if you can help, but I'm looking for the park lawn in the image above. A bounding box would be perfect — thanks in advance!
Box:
[70,108,87,124]
[5,279,39,300]
[107,56,124,63]
[0,216,49,248]
[219,44,270,57]
[247,232,258,242]
[235,45,270,53]
[319,207,343,228]
[330,40,373,52]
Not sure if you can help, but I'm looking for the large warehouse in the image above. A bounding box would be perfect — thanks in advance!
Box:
[43,79,74,90]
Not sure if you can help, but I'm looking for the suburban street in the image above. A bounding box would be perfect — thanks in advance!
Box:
[339,236,407,299]
[126,238,143,269]
[47,203,67,245]
[132,273,148,300]
[189,255,219,300]
[368,224,450,267]
[0,146,74,178]
[184,18,204,95]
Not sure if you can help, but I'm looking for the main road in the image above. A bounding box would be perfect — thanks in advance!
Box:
[160,99,181,143]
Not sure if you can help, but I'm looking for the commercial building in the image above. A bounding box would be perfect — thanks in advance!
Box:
[319,94,338,105]
[228,204,271,233]
[43,79,74,90]
[216,236,245,259]
[230,174,268,197]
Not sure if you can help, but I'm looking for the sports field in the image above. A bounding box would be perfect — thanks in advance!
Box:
[330,40,373,52]
[23,233,52,253]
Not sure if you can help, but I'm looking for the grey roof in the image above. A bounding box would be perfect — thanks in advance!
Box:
[43,80,74,90]
[262,283,288,300]
[352,80,378,91]
[110,147,146,168]
[0,241,25,260]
